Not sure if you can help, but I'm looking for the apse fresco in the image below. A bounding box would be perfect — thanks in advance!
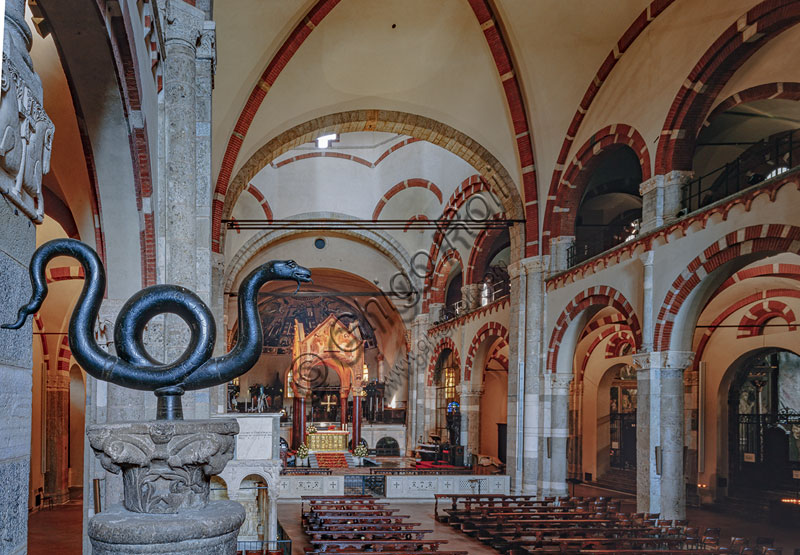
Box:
[256,294,377,354]
[778,351,800,412]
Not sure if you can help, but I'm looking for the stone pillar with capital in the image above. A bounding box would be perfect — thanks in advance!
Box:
[45,369,71,505]
[639,171,694,233]
[461,283,480,311]
[547,373,572,496]
[634,350,694,519]
[409,313,429,451]
[0,1,54,551]
[506,256,546,494]
[266,490,279,551]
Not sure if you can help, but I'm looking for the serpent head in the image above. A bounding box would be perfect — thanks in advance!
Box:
[270,260,312,292]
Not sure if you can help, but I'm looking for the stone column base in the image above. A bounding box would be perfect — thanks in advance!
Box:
[88,501,245,554]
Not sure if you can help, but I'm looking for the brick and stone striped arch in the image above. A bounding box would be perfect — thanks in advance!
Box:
[372,179,443,220]
[579,315,626,340]
[33,313,49,365]
[273,137,422,170]
[427,337,462,386]
[216,112,525,256]
[655,0,800,173]
[692,289,800,369]
[427,249,464,308]
[713,262,800,298]
[45,266,86,284]
[56,335,71,372]
[465,322,509,381]
[654,224,800,352]
[403,214,429,232]
[246,185,273,221]
[547,286,642,374]
[705,82,800,127]
[465,217,509,285]
[738,299,797,338]
[578,325,633,377]
[216,0,537,256]
[605,330,635,359]
[543,124,650,251]
[546,0,676,246]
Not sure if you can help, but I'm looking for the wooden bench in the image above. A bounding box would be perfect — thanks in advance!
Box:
[316,522,422,531]
[309,539,447,552]
[305,528,432,541]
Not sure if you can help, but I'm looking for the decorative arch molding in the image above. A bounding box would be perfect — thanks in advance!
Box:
[578,325,633,377]
[427,337,462,386]
[372,178,443,221]
[423,174,517,310]
[56,335,71,373]
[713,262,800,298]
[465,218,508,285]
[465,322,509,381]
[654,224,800,351]
[543,124,650,251]
[223,212,415,293]
[547,286,642,374]
[579,315,626,340]
[655,0,800,173]
[246,185,273,221]
[546,0,676,236]
[738,299,797,337]
[215,111,526,258]
[605,330,635,359]
[693,289,800,369]
[705,82,800,126]
[428,249,464,308]
[33,313,49,365]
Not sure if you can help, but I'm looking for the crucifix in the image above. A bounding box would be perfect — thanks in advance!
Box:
[321,394,336,416]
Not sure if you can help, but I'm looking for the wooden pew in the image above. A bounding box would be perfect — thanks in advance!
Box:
[309,538,448,552]
[305,528,433,541]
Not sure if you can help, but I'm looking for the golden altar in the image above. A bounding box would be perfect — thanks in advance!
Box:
[307,430,349,451]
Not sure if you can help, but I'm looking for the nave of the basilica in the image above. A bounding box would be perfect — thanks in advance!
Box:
[1,0,800,553]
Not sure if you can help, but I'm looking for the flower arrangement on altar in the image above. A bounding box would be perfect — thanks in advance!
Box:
[296,443,309,459]
[306,424,317,434]
[353,444,368,458]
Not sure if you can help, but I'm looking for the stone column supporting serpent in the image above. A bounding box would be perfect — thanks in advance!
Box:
[86,419,245,553]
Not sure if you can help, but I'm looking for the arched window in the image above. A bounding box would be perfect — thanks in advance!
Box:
[434,349,460,441]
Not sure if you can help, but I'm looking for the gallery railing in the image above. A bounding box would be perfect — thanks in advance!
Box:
[682,129,798,213]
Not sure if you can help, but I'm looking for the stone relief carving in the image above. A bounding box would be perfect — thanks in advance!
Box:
[0,53,53,222]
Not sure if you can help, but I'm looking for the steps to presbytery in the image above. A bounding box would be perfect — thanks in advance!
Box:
[310,451,354,469]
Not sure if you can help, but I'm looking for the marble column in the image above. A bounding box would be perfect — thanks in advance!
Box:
[235,478,261,541]
[0,1,53,550]
[266,491,278,551]
[548,373,572,496]
[639,171,694,233]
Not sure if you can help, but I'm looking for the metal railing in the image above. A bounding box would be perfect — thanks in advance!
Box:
[438,280,510,323]
[343,474,386,496]
[682,129,798,213]
[567,219,640,268]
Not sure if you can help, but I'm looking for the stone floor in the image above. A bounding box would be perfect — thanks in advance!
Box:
[27,483,800,553]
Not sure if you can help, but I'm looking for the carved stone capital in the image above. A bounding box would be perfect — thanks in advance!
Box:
[632,350,694,371]
[551,373,573,392]
[508,256,546,278]
[87,419,238,514]
[639,171,694,196]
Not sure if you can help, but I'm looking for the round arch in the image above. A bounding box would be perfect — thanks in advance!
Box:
[655,1,800,174]
[427,337,461,386]
[214,110,527,259]
[654,224,800,352]
[465,322,510,383]
[543,124,650,253]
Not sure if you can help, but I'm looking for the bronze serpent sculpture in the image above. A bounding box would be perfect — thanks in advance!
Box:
[2,238,312,420]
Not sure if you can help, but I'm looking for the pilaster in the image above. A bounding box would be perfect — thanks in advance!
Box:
[547,373,572,496]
